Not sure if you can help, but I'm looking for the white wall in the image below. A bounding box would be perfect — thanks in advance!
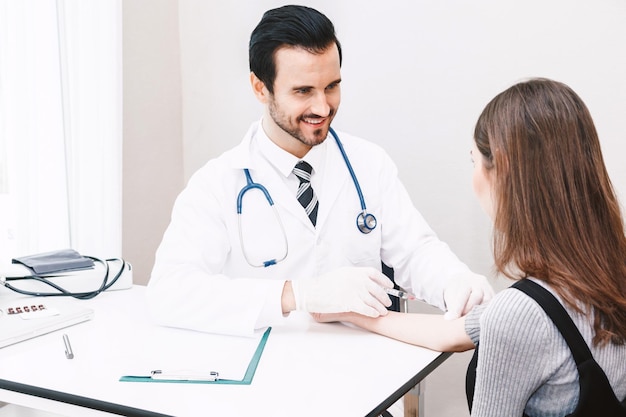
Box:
[177,0,626,287]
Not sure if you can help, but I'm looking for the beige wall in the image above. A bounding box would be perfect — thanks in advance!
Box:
[122,0,184,285]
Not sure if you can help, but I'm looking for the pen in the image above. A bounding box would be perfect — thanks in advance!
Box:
[384,287,416,300]
[63,334,74,359]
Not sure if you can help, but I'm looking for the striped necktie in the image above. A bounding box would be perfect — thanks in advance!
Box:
[293,161,319,226]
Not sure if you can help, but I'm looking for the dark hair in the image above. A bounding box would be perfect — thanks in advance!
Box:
[474,78,626,346]
[249,5,342,94]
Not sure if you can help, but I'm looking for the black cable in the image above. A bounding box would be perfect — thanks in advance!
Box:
[1,257,127,299]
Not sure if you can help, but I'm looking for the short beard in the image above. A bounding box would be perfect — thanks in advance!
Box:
[268,100,335,148]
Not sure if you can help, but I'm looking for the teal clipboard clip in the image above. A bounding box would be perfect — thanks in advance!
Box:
[120,327,271,385]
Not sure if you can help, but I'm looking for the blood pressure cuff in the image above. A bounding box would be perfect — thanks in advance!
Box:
[12,249,94,275]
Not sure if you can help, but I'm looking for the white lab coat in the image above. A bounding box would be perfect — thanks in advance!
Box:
[147,121,473,336]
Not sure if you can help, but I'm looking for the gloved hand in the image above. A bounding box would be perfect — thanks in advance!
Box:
[443,272,494,320]
[292,267,394,317]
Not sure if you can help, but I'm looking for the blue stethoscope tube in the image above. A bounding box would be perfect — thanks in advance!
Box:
[237,170,289,267]
[237,127,377,267]
[328,128,378,234]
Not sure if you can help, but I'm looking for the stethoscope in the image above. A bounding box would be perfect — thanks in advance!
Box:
[0,257,127,299]
[237,127,377,267]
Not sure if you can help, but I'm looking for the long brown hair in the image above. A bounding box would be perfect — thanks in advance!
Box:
[474,78,626,346]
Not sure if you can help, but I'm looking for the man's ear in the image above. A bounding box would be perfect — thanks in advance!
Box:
[250,72,269,103]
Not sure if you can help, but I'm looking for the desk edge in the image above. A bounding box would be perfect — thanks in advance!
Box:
[0,378,172,417]
[365,351,454,417]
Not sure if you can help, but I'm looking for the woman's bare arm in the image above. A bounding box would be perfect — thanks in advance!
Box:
[313,311,474,352]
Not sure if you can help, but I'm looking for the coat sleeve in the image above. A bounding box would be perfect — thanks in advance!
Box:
[374,148,474,310]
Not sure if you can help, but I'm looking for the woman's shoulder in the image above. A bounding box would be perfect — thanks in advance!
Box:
[483,284,552,325]
[466,282,556,344]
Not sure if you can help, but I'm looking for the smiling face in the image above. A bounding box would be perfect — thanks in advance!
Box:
[250,44,341,158]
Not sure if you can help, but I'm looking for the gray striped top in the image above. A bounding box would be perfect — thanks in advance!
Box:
[464,278,626,417]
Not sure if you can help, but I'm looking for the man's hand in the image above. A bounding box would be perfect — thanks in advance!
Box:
[443,272,494,320]
[292,267,393,317]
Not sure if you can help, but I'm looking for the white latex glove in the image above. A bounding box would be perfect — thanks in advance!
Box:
[443,272,494,320]
[292,267,394,317]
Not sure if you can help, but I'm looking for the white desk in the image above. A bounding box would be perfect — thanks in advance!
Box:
[0,286,450,417]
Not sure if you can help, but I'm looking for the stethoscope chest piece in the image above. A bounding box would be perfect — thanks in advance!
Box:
[356,211,377,234]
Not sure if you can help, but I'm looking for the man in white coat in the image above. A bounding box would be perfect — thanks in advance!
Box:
[147,5,493,338]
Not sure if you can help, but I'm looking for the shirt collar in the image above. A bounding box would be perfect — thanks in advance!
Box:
[256,119,327,177]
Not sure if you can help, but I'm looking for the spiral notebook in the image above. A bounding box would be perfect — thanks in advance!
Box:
[0,300,94,348]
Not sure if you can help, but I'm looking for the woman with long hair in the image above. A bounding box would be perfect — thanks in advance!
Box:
[314,78,626,416]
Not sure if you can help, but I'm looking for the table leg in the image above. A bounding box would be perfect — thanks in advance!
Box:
[404,382,423,417]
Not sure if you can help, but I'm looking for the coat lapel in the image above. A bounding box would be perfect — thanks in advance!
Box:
[227,122,351,232]
[315,134,351,230]
[227,125,316,230]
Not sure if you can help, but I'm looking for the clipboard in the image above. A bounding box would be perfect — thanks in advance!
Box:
[119,327,271,385]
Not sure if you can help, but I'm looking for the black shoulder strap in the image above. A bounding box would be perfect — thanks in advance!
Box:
[512,279,591,365]
[514,279,626,416]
